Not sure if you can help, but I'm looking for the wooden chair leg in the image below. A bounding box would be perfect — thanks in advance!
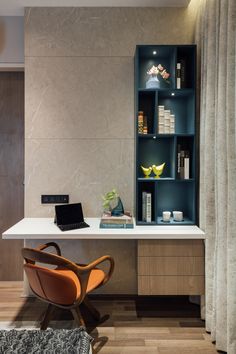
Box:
[71,307,86,327]
[83,296,101,321]
[40,304,54,330]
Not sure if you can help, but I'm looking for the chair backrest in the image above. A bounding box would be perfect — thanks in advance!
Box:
[22,248,81,305]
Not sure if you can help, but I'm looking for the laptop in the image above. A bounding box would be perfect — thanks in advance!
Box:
[55,203,90,231]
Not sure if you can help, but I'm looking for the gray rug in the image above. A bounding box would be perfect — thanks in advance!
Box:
[0,328,92,354]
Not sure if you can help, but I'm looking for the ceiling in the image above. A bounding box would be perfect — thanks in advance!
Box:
[0,0,191,16]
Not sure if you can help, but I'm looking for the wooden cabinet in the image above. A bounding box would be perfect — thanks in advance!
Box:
[138,240,205,295]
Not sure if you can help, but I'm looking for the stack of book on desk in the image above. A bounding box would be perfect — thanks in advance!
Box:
[100,213,134,229]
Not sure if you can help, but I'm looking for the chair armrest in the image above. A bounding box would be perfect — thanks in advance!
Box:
[36,242,62,256]
[76,255,115,287]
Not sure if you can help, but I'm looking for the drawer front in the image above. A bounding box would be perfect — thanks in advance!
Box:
[138,240,204,257]
[138,275,205,295]
[138,257,204,276]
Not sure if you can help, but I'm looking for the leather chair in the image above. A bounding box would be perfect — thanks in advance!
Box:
[22,242,114,330]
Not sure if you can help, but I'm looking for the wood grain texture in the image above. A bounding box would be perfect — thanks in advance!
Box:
[138,276,205,295]
[0,72,24,281]
[0,282,217,354]
[138,257,204,276]
[138,240,204,257]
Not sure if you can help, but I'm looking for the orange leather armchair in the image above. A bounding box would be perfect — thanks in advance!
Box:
[22,242,114,330]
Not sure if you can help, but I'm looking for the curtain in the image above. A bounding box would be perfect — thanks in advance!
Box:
[196,0,236,353]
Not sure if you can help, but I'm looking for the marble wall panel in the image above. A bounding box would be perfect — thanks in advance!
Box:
[25,138,134,217]
[25,57,134,139]
[25,7,198,293]
[25,7,196,57]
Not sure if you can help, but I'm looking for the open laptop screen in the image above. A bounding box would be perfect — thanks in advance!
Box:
[55,203,84,225]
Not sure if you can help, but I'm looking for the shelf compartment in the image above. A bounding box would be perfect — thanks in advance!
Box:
[138,91,156,134]
[176,46,196,89]
[138,137,175,179]
[176,136,195,180]
[137,45,176,90]
[137,181,156,224]
[156,180,195,225]
[158,90,195,135]
[157,216,194,225]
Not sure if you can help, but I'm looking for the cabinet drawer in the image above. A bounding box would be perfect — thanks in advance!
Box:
[138,275,205,295]
[138,257,204,276]
[138,240,204,257]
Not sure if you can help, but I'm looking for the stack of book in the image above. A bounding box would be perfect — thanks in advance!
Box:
[138,111,148,134]
[176,60,186,89]
[158,105,175,134]
[142,191,152,222]
[100,213,134,228]
[177,145,190,179]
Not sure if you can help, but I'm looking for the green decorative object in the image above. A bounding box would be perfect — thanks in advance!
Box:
[111,197,124,216]
[141,165,152,178]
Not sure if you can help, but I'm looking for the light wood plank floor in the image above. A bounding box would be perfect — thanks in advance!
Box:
[0,282,218,354]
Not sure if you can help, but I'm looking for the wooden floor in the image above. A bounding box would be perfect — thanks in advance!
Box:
[0,282,218,354]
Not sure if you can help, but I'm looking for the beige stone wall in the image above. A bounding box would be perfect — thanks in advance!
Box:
[25,6,198,293]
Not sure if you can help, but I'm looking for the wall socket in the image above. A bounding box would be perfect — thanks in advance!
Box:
[41,195,69,204]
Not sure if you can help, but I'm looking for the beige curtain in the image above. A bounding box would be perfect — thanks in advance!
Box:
[196,0,236,353]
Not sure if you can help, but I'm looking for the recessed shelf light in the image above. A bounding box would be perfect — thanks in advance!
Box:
[153,51,157,55]
[171,92,175,96]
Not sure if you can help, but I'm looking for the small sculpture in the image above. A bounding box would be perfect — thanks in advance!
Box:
[152,163,165,178]
[141,165,152,178]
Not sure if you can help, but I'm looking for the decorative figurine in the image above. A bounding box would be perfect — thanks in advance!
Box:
[152,163,165,178]
[141,165,152,178]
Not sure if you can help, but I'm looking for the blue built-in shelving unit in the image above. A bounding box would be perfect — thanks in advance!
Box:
[135,45,197,226]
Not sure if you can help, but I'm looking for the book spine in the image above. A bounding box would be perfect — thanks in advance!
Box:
[177,144,181,178]
[184,151,190,179]
[176,63,181,89]
[180,150,185,179]
[142,191,147,222]
[180,59,186,88]
[100,223,134,229]
[146,193,152,222]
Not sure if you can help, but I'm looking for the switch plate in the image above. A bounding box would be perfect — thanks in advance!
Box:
[41,195,69,204]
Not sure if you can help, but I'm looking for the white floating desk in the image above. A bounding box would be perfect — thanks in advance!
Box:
[3,218,205,297]
[3,218,205,240]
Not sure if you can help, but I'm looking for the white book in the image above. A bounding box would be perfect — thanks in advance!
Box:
[184,157,190,179]
[177,63,181,89]
[164,126,170,134]
[142,191,147,221]
[146,193,152,222]
[170,114,175,123]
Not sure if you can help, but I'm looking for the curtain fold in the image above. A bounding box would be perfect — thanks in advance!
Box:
[196,0,236,352]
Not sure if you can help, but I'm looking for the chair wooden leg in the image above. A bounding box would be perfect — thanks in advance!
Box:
[40,304,54,330]
[71,307,86,327]
[83,296,101,321]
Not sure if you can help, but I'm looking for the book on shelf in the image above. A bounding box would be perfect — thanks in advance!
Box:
[176,60,186,89]
[180,59,186,88]
[184,151,190,179]
[158,105,175,134]
[138,111,144,134]
[142,191,152,222]
[176,62,181,89]
[177,145,190,179]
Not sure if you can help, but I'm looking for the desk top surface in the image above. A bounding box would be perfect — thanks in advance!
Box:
[2,218,205,240]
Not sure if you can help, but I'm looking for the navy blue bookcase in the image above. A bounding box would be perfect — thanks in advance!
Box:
[135,45,197,225]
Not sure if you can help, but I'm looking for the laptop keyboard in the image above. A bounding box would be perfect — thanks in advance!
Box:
[59,221,90,231]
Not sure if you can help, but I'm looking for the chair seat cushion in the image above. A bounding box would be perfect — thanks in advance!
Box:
[24,263,105,305]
